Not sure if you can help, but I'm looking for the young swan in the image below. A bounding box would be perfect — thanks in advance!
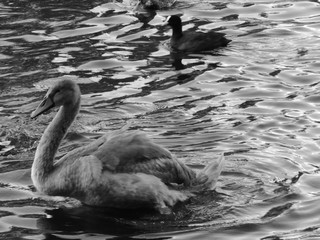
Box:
[31,79,224,213]
[167,15,231,52]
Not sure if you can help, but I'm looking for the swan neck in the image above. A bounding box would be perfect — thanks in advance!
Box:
[32,99,80,186]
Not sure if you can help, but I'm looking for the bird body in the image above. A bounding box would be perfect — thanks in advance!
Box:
[137,0,177,10]
[31,79,224,212]
[168,15,231,52]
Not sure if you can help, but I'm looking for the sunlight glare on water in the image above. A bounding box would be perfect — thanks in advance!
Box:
[0,0,320,239]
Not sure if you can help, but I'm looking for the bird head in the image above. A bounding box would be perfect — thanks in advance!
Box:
[31,79,80,119]
[167,15,182,28]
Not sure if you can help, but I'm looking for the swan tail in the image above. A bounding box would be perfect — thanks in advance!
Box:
[193,153,225,191]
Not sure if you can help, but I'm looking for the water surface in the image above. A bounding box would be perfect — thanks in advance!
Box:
[1,0,320,239]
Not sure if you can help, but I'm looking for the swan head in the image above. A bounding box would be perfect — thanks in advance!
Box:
[31,79,81,119]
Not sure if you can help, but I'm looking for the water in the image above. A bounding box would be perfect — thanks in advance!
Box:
[1,0,320,239]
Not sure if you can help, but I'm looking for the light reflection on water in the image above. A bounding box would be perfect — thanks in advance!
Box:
[1,0,320,239]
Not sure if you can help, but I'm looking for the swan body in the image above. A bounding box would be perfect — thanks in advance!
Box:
[167,15,231,52]
[31,79,224,212]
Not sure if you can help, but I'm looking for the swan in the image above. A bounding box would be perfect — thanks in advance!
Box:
[31,79,224,213]
[167,15,231,52]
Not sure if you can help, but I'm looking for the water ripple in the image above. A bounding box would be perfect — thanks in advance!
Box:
[1,0,320,239]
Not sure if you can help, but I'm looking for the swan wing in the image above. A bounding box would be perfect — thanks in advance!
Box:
[56,131,196,185]
[93,131,196,185]
[94,132,171,168]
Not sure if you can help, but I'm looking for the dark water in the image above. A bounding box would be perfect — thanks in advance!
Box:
[1,0,320,239]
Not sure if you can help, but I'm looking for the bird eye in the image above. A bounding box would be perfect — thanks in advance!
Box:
[39,98,47,107]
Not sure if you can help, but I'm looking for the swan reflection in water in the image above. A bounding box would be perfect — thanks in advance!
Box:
[36,190,225,237]
[30,79,224,214]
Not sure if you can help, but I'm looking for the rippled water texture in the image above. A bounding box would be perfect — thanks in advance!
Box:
[1,0,320,239]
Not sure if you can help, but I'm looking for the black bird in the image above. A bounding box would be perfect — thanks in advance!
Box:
[167,15,231,52]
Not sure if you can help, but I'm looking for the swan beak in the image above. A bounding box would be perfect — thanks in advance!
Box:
[31,96,55,119]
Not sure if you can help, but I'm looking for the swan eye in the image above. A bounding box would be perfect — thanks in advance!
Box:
[39,98,47,107]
